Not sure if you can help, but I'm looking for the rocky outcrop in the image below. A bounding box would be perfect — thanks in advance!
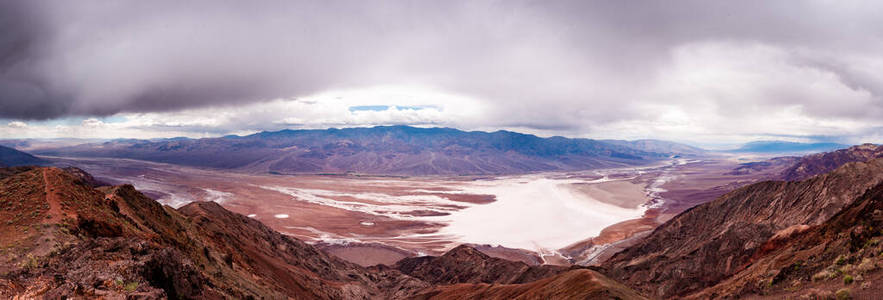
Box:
[413,269,648,300]
[393,245,572,285]
[690,179,883,298]
[781,143,883,181]
[603,157,883,298]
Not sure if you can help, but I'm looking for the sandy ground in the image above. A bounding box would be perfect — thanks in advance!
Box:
[655,157,793,221]
[569,180,649,209]
[317,243,413,267]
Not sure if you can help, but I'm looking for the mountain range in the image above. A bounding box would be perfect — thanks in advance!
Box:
[31,126,701,175]
[729,141,848,154]
[0,145,45,167]
[600,139,707,156]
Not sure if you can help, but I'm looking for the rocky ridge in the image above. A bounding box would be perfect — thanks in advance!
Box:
[603,155,883,298]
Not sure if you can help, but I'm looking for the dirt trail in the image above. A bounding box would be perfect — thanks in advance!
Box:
[42,169,66,224]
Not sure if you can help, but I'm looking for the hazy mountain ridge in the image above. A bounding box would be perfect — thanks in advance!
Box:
[31,126,680,175]
[730,141,848,154]
[600,139,706,156]
[0,145,45,167]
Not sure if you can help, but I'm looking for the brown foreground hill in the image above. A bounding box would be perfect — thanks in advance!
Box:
[0,167,643,299]
[604,154,883,298]
[691,173,883,299]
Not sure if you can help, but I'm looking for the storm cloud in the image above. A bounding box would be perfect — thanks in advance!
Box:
[2,1,883,143]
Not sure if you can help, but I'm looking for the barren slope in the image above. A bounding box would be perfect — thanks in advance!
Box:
[690,180,883,298]
[603,158,883,298]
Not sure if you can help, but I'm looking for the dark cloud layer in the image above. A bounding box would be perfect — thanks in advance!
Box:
[1,0,882,142]
[0,2,68,119]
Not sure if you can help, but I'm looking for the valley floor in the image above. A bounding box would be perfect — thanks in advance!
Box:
[42,155,786,267]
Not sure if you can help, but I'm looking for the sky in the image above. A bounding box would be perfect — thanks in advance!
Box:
[2,0,883,148]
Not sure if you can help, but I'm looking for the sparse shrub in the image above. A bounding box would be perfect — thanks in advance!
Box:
[832,268,844,279]
[843,274,853,284]
[836,288,852,300]
[840,264,856,274]
[836,255,848,266]
[812,270,829,282]
[856,258,876,273]
[124,281,138,292]
[20,254,38,270]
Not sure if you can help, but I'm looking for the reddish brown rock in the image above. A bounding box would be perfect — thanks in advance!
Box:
[603,157,883,298]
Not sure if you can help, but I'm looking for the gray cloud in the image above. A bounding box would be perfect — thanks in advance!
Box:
[1,0,883,143]
[0,1,71,119]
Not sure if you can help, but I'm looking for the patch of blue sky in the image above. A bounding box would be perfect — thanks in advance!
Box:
[348,105,390,112]
[348,105,440,112]
[394,105,437,110]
